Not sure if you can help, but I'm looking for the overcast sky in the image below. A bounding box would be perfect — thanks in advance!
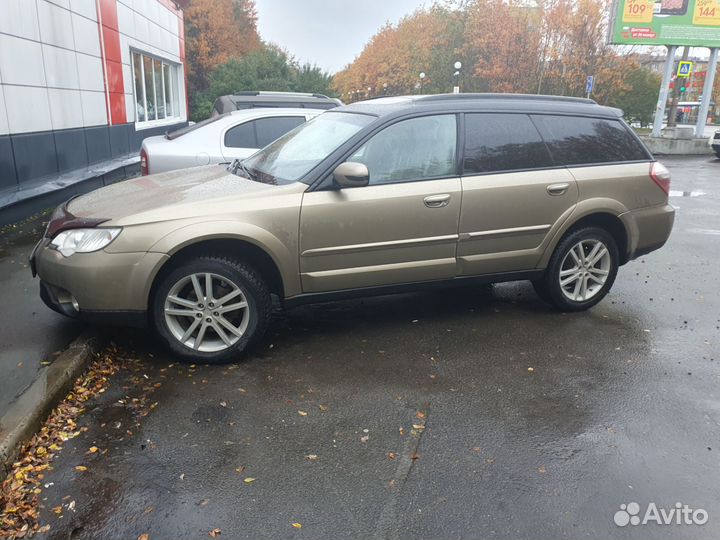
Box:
[253,0,429,73]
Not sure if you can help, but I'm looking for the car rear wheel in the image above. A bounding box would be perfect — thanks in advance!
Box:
[533,227,619,311]
[152,256,271,363]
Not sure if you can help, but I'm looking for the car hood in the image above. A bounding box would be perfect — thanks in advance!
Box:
[67,165,295,224]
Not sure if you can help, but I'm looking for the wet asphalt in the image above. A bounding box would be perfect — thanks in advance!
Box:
[20,155,720,539]
[0,213,82,415]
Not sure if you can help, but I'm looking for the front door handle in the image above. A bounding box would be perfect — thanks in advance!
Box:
[547,183,570,196]
[424,194,450,208]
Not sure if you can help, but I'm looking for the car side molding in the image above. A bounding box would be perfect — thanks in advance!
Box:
[283,269,544,309]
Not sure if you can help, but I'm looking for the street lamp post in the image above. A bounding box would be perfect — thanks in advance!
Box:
[453,61,462,94]
[419,72,426,93]
[383,82,388,95]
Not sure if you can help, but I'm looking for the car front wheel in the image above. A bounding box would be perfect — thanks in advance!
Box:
[152,256,271,363]
[533,227,619,311]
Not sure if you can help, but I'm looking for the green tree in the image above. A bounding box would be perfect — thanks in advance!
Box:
[608,67,661,127]
[191,45,336,121]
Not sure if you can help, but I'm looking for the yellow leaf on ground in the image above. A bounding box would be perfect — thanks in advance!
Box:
[75,465,87,472]
[292,522,302,529]
[138,534,150,540]
[243,477,256,484]
[297,410,308,416]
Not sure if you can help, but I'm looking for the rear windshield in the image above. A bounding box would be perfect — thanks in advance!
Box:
[166,114,229,140]
[531,115,650,166]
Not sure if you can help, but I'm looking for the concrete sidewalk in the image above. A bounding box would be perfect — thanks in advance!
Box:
[0,213,83,415]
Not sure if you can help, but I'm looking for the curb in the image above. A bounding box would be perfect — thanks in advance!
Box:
[0,331,100,477]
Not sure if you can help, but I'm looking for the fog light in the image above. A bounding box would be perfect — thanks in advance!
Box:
[71,296,80,312]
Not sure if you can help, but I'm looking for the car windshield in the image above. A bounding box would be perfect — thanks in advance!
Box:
[240,112,374,185]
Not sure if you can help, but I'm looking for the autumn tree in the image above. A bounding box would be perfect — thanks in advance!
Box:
[333,0,647,111]
[185,0,261,95]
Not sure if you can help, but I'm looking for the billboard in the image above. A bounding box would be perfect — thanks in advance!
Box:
[609,0,720,46]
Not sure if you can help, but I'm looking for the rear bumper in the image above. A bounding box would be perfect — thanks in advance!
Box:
[621,203,675,261]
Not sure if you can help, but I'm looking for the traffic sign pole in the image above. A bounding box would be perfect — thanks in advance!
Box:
[694,48,718,138]
[652,45,678,138]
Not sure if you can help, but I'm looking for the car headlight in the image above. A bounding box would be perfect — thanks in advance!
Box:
[50,228,121,257]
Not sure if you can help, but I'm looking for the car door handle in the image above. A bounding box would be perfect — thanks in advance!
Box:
[424,194,451,208]
[547,183,570,196]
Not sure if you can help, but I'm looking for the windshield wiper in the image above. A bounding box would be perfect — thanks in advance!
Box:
[229,159,258,181]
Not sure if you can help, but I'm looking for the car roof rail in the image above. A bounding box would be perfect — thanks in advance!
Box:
[415,93,597,105]
[232,91,334,99]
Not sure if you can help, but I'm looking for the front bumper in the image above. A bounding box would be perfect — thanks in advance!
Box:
[621,203,675,261]
[33,239,168,323]
[40,280,148,327]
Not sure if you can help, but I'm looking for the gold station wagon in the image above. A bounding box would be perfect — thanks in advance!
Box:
[32,94,675,362]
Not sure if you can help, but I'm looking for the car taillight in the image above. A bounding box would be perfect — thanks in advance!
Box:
[140,148,149,176]
[650,162,671,195]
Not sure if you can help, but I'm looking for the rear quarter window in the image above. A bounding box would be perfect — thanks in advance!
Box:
[531,115,650,166]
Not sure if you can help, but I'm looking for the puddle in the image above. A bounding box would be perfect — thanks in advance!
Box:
[669,190,706,197]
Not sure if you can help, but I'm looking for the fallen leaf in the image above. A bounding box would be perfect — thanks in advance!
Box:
[527,367,534,372]
[138,534,150,540]
[88,446,99,454]
[415,411,426,419]
[292,522,302,529]
[305,454,318,460]
[235,466,245,474]
[208,528,222,537]
[74,465,87,472]
[387,452,396,460]
[410,452,420,460]
[52,506,63,515]
[318,404,328,412]
[360,435,369,443]
[244,477,256,484]
[220,401,227,408]
[538,466,547,474]
[297,410,308,416]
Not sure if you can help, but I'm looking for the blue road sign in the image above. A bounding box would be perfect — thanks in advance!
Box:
[677,61,693,78]
[586,75,594,95]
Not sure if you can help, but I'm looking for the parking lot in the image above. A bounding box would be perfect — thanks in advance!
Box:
[24,155,720,539]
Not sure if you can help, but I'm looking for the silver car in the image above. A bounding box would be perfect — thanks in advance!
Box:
[140,108,322,175]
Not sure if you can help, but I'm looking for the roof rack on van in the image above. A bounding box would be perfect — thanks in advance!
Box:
[415,93,597,105]
[232,91,332,99]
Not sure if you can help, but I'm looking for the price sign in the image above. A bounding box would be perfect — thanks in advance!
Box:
[622,0,654,23]
[693,0,720,26]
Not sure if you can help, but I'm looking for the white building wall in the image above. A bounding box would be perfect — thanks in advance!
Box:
[0,0,106,135]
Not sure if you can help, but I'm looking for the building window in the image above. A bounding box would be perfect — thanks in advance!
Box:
[132,51,181,125]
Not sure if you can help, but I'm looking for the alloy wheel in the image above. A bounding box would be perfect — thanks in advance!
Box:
[558,239,612,302]
[163,272,250,352]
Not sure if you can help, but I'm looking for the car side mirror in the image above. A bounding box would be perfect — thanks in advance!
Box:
[333,162,369,188]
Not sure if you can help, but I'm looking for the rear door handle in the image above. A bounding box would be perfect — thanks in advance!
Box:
[547,183,570,196]
[424,194,450,208]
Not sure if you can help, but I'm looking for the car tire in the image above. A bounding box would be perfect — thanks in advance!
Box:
[152,255,271,363]
[533,227,619,312]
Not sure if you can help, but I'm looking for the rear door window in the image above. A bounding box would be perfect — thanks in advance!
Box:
[224,121,257,148]
[463,113,554,174]
[255,116,305,147]
[531,115,650,166]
